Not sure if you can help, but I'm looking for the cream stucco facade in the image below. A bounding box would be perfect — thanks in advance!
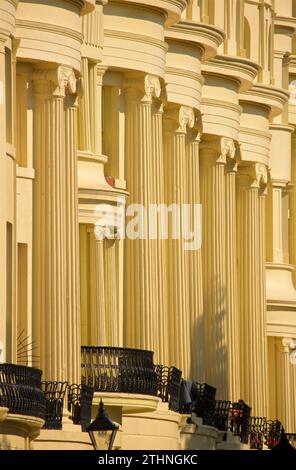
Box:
[1,0,296,450]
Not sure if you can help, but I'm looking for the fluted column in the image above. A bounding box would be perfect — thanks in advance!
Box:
[64,93,80,384]
[32,65,77,381]
[152,98,169,364]
[200,138,228,399]
[185,125,204,381]
[163,106,194,378]
[0,43,6,360]
[225,145,240,401]
[236,163,269,416]
[275,338,294,432]
[104,236,120,346]
[78,57,91,152]
[290,133,296,285]
[88,225,107,345]
[124,74,165,362]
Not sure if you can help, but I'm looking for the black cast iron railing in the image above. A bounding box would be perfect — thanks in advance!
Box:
[154,365,182,412]
[249,416,267,449]
[81,346,158,396]
[265,419,282,449]
[193,383,216,426]
[67,384,94,432]
[42,381,68,430]
[215,400,231,432]
[229,400,251,444]
[0,363,46,419]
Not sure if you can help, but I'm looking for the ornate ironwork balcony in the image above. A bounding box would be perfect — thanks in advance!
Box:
[67,384,94,431]
[0,363,46,419]
[229,400,251,444]
[265,419,282,449]
[154,365,182,412]
[249,416,267,449]
[215,400,231,432]
[81,346,158,396]
[193,383,216,426]
[42,381,68,430]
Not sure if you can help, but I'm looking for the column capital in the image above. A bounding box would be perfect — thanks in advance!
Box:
[124,74,162,103]
[96,64,108,85]
[164,105,198,134]
[93,224,119,242]
[32,65,77,98]
[237,162,269,193]
[200,137,237,165]
[276,337,296,354]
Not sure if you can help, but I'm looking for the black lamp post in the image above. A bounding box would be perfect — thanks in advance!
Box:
[87,400,119,450]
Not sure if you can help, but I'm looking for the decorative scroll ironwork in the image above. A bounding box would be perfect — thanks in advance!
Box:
[67,384,94,432]
[81,346,158,396]
[215,400,231,432]
[249,416,267,449]
[229,400,251,444]
[264,419,282,449]
[154,365,182,412]
[193,383,216,426]
[0,363,46,419]
[42,381,68,430]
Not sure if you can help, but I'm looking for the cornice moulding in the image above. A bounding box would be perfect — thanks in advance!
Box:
[202,54,260,92]
[239,84,289,118]
[165,66,203,85]
[269,123,294,133]
[239,125,271,140]
[15,19,84,44]
[165,20,225,61]
[274,16,296,34]
[107,0,187,27]
[202,97,242,114]
[78,187,129,199]
[104,29,168,52]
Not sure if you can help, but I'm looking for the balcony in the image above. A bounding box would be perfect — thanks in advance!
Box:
[81,346,159,396]
[0,363,46,420]
[0,363,46,449]
[81,346,184,414]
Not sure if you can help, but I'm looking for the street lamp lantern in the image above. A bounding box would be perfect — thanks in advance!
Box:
[87,399,119,450]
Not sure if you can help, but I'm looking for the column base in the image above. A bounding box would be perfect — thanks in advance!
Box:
[0,409,44,450]
[216,431,242,450]
[34,425,92,451]
[180,417,219,450]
